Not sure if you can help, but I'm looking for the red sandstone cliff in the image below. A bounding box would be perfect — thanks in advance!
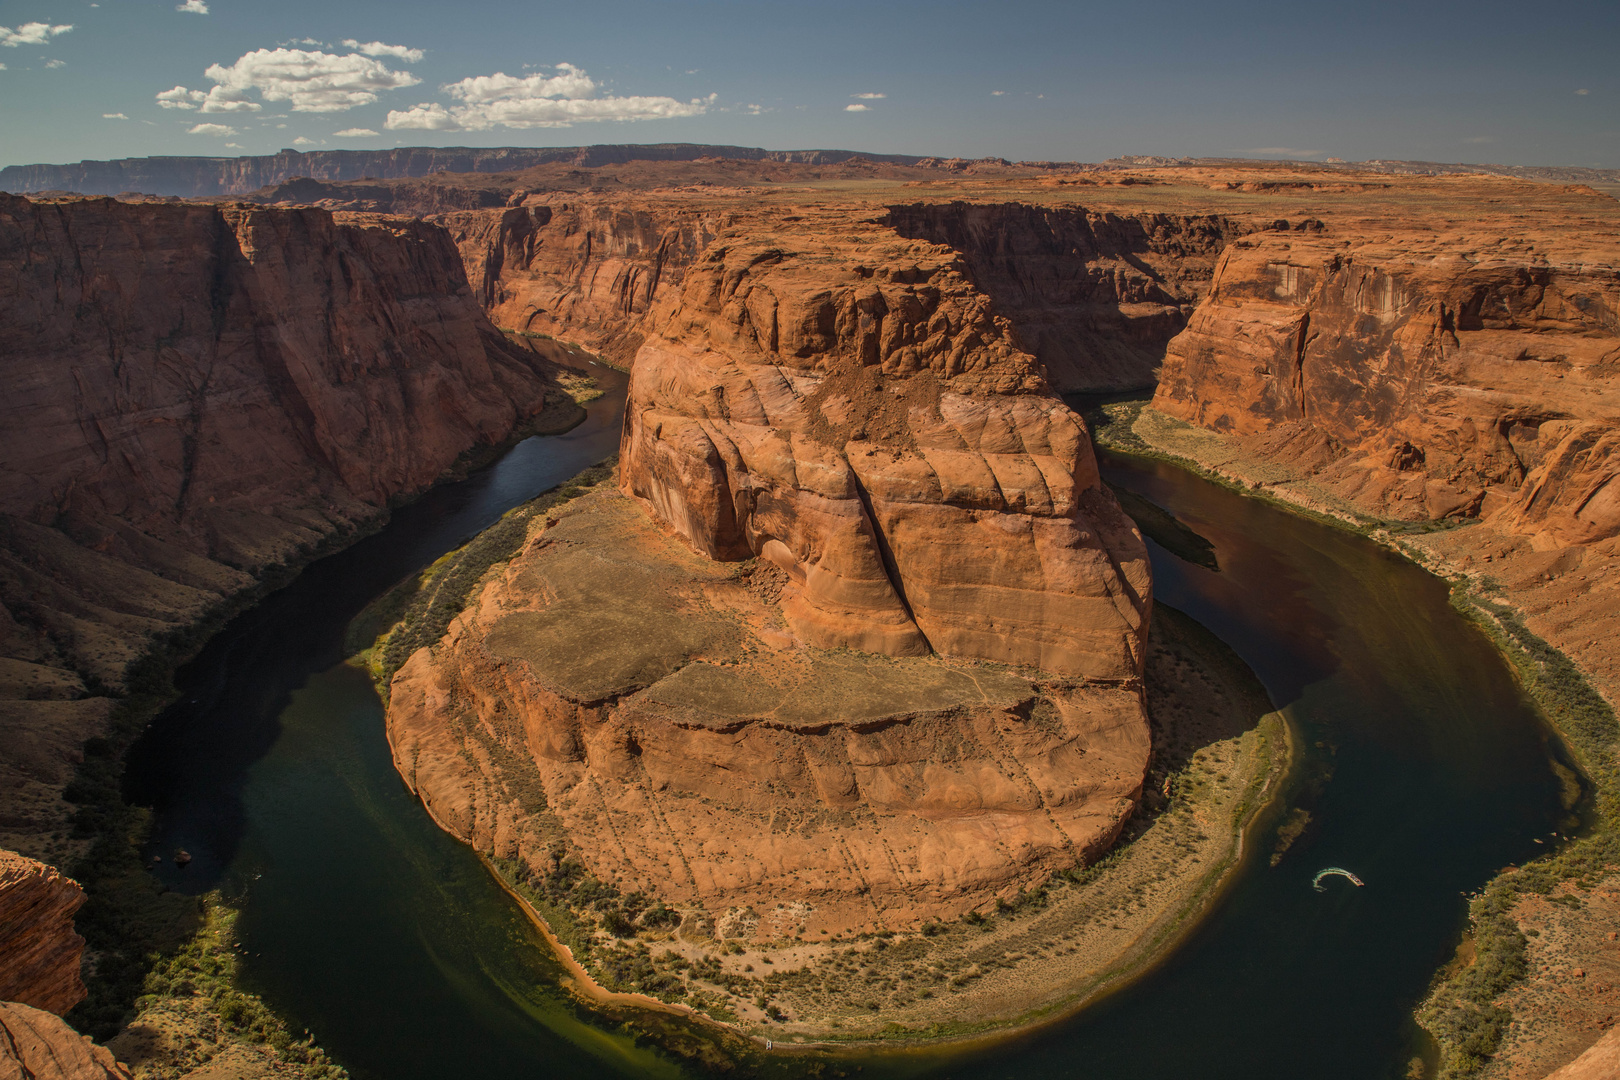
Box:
[1154,229,1620,545]
[620,216,1152,676]
[0,1002,129,1079]
[0,852,86,1017]
[0,193,576,857]
[883,202,1249,392]
[439,198,732,367]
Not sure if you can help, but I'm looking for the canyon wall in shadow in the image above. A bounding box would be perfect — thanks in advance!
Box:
[0,193,574,859]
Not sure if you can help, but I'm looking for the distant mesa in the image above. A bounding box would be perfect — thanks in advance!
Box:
[4,143,1615,200]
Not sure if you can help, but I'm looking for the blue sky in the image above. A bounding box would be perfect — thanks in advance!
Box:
[1,0,1615,169]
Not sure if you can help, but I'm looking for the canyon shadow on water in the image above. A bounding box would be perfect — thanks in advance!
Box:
[123,384,1568,1079]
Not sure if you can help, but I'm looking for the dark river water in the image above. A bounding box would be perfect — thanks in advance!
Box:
[123,380,1570,1080]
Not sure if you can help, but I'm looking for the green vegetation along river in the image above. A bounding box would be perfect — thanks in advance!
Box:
[122,375,1572,1078]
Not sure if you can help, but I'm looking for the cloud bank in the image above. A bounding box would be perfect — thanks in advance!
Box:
[385,63,711,131]
[0,22,72,47]
[342,39,424,62]
[159,44,421,115]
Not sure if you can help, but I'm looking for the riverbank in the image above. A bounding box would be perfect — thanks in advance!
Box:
[1082,397,1620,1080]
[366,471,1294,1051]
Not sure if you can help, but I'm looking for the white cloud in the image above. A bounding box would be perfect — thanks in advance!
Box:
[844,103,869,112]
[741,103,769,115]
[103,112,128,119]
[156,84,261,112]
[340,39,423,62]
[1461,135,1497,144]
[45,58,64,68]
[0,22,72,47]
[176,0,209,13]
[175,46,421,114]
[188,122,237,136]
[292,135,315,145]
[0,63,6,70]
[333,126,377,136]
[990,90,1005,96]
[386,102,457,129]
[384,63,710,131]
[1576,88,1590,95]
[225,142,242,147]
[852,92,884,99]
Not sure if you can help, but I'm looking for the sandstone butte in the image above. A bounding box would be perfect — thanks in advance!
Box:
[386,216,1156,935]
[0,153,1617,1073]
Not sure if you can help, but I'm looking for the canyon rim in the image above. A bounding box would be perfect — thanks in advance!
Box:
[0,140,1615,1079]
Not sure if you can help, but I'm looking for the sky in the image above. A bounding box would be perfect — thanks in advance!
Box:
[1,0,1616,170]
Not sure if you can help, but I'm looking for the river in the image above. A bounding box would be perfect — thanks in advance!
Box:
[122,378,1570,1079]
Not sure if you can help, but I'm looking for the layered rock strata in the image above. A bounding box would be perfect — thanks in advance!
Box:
[0,1002,130,1080]
[440,199,732,367]
[619,220,1153,675]
[1154,229,1620,544]
[388,490,1151,935]
[0,852,86,1016]
[0,193,576,857]
[388,218,1153,934]
[884,202,1248,392]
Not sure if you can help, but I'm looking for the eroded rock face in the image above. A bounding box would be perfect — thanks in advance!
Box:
[1154,232,1620,545]
[438,198,732,367]
[0,851,86,1016]
[0,1002,129,1080]
[0,193,573,857]
[884,202,1247,392]
[620,220,1152,677]
[387,214,1154,934]
[387,491,1150,935]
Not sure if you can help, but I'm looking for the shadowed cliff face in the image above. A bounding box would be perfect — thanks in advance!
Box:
[0,193,574,859]
[439,199,733,367]
[883,202,1250,393]
[1154,233,1620,544]
[430,196,1247,393]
